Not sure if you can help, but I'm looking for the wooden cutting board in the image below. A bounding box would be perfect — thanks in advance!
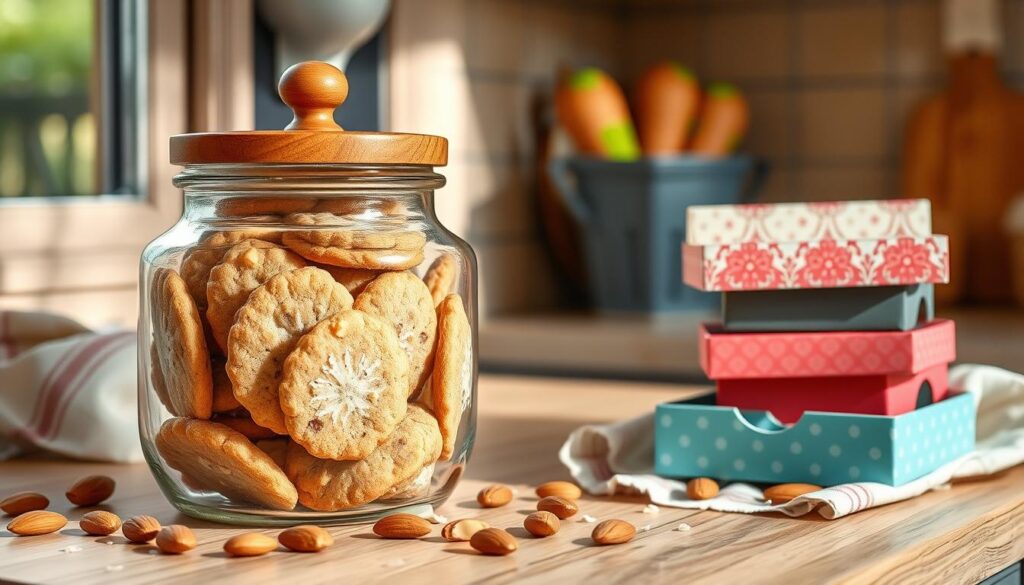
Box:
[903,53,1024,304]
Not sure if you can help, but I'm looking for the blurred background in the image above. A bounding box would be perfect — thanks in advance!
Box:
[1,0,1022,381]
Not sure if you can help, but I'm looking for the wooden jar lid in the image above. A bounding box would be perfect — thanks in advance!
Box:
[170,61,447,166]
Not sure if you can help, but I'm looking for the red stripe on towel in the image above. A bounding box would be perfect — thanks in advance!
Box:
[25,336,90,432]
[36,333,132,439]
[44,332,134,439]
[850,483,873,508]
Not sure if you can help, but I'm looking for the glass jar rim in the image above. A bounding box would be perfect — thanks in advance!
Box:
[173,163,446,192]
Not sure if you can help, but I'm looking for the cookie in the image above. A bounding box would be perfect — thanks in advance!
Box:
[283,213,427,249]
[180,230,284,312]
[279,310,409,461]
[211,359,241,412]
[430,294,473,461]
[216,197,317,218]
[255,439,290,469]
[155,417,297,510]
[353,272,437,396]
[151,268,213,419]
[281,213,426,270]
[284,405,441,511]
[206,239,306,352]
[311,198,405,216]
[423,253,457,306]
[212,414,282,441]
[226,267,354,434]
[290,247,424,271]
[320,265,381,296]
[149,342,174,413]
[380,463,434,500]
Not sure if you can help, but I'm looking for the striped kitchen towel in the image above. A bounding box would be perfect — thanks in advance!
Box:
[560,364,1024,519]
[0,311,140,462]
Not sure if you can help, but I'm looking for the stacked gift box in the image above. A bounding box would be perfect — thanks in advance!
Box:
[655,199,976,487]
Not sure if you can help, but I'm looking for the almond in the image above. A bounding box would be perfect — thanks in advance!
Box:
[523,511,559,537]
[0,492,49,516]
[535,481,582,501]
[537,495,578,519]
[66,475,115,506]
[763,483,821,505]
[122,515,161,543]
[441,518,489,542]
[591,519,635,545]
[6,510,67,536]
[686,477,719,500]
[224,533,277,557]
[79,510,122,536]
[469,527,518,556]
[156,525,196,554]
[476,484,513,508]
[278,525,333,552]
[372,513,431,539]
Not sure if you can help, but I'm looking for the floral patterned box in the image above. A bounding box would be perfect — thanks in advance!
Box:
[685,199,932,246]
[699,319,956,380]
[654,391,975,486]
[682,235,949,292]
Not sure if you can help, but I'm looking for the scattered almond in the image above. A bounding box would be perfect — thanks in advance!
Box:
[156,525,196,554]
[535,481,582,501]
[441,518,489,542]
[66,475,115,507]
[224,533,278,557]
[122,515,161,543]
[278,525,333,552]
[686,477,720,500]
[537,495,578,519]
[79,511,122,536]
[469,528,518,556]
[6,510,67,536]
[523,511,559,537]
[763,483,821,504]
[372,513,432,539]
[0,492,49,516]
[476,484,513,508]
[591,519,636,545]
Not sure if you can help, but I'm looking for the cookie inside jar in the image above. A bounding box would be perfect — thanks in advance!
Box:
[142,61,475,522]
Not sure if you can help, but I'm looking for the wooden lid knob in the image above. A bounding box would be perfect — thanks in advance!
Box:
[278,61,349,131]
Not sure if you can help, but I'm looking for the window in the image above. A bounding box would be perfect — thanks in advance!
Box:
[0,0,251,327]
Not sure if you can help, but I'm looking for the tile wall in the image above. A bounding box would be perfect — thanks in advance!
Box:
[390,0,1024,317]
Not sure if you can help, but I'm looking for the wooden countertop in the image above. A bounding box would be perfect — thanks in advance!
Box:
[2,374,1023,584]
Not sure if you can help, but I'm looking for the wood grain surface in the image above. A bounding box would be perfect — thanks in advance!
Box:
[1,375,1022,585]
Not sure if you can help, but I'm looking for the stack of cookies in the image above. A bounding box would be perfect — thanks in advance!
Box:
[148,209,472,511]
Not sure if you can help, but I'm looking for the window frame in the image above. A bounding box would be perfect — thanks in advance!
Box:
[0,0,253,320]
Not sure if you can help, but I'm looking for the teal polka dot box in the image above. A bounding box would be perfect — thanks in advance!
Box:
[654,392,975,486]
[658,198,976,487]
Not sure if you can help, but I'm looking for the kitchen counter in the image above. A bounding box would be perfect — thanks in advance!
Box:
[1,374,1022,584]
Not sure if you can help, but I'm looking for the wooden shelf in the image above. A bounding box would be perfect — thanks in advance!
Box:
[480,307,1024,380]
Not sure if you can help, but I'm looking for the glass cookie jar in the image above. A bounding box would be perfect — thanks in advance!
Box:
[138,62,477,525]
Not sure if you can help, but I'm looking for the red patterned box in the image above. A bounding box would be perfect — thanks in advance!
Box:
[715,364,949,423]
[699,319,956,380]
[682,235,949,292]
[686,199,932,245]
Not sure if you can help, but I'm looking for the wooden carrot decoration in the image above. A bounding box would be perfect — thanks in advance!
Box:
[554,68,640,161]
[634,62,701,155]
[690,82,749,157]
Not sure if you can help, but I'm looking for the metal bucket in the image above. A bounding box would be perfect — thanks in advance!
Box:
[550,156,766,312]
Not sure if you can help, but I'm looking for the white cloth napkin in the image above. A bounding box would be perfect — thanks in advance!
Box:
[560,364,1024,519]
[0,311,140,462]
